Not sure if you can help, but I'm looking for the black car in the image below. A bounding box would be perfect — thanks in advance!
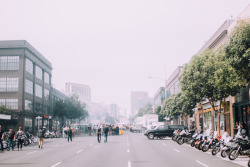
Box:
[144,125,185,140]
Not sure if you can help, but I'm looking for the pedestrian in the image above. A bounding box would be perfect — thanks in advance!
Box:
[96,125,102,143]
[16,127,24,151]
[7,128,15,151]
[103,125,109,143]
[68,126,73,142]
[37,127,45,149]
[0,125,4,151]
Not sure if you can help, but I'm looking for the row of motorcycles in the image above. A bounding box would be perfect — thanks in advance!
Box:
[1,131,37,150]
[172,128,250,163]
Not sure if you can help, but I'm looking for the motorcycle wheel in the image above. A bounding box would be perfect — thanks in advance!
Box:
[202,145,209,152]
[229,149,239,160]
[178,138,184,145]
[172,135,175,141]
[221,150,228,158]
[198,143,203,150]
[191,141,195,147]
[212,147,220,156]
[24,140,29,146]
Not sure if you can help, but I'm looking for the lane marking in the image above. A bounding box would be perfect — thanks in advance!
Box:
[196,160,209,167]
[76,149,83,154]
[27,151,37,155]
[128,161,131,167]
[51,162,61,167]
[127,149,130,153]
[174,149,180,153]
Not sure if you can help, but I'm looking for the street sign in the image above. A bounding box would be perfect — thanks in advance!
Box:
[36,116,42,119]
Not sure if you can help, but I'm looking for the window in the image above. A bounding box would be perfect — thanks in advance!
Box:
[44,72,50,84]
[25,58,33,74]
[35,66,42,80]
[25,100,33,111]
[35,103,42,112]
[24,118,32,132]
[0,56,19,70]
[44,89,49,101]
[35,84,42,98]
[0,99,18,110]
[25,79,33,95]
[0,77,18,92]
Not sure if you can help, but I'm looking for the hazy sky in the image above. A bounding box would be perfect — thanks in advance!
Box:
[0,0,249,114]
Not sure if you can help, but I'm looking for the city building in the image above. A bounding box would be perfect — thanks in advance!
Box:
[65,82,91,103]
[165,66,183,99]
[153,87,165,108]
[0,40,52,133]
[130,91,153,115]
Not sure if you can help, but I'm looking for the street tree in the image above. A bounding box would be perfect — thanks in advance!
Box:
[224,19,250,87]
[155,105,166,122]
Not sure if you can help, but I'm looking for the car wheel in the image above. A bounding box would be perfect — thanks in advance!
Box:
[148,133,154,140]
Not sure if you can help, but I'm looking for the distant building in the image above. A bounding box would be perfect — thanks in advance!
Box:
[110,104,119,120]
[153,87,165,108]
[165,66,183,99]
[0,40,52,133]
[65,82,91,103]
[130,91,153,115]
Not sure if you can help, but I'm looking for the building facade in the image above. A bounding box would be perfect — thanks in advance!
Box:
[0,40,52,133]
[130,91,153,115]
[153,87,165,108]
[65,82,91,103]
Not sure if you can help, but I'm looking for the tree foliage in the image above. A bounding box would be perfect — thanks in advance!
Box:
[154,106,166,122]
[225,19,250,87]
[136,103,153,117]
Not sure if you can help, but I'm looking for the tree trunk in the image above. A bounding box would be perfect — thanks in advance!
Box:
[210,100,215,131]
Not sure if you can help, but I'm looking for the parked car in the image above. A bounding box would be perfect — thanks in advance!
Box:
[144,125,185,139]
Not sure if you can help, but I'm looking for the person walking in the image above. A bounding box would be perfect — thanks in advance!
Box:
[0,125,4,152]
[37,127,45,149]
[96,125,102,143]
[68,126,73,142]
[7,128,15,151]
[103,125,109,143]
[16,127,24,151]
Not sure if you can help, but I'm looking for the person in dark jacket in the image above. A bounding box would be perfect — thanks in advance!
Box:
[7,128,15,151]
[68,126,73,142]
[103,125,109,143]
[0,125,4,151]
[96,125,102,143]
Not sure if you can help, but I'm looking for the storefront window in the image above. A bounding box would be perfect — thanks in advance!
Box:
[204,112,211,130]
[24,118,32,132]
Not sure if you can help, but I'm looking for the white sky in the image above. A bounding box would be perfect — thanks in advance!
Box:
[0,0,249,114]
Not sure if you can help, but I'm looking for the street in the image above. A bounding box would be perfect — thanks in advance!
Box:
[0,132,248,167]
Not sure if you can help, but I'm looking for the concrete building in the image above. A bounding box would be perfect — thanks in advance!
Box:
[0,40,52,133]
[130,91,153,115]
[65,82,91,103]
[165,66,183,99]
[153,87,165,108]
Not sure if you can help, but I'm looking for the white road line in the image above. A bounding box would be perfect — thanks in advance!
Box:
[51,162,61,167]
[127,149,130,153]
[196,160,209,167]
[174,149,180,153]
[128,161,131,167]
[76,149,83,154]
[26,151,37,155]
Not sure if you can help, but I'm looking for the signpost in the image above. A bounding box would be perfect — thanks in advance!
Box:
[36,116,42,131]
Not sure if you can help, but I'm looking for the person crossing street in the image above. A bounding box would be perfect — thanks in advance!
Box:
[103,125,109,143]
[96,125,102,143]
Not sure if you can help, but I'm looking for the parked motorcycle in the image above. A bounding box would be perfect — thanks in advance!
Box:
[228,138,250,160]
[211,132,231,156]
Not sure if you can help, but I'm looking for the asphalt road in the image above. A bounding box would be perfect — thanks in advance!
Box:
[0,132,248,167]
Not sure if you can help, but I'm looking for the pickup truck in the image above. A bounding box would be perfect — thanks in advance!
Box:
[144,125,185,139]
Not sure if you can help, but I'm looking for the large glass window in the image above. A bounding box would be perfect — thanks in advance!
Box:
[25,100,33,111]
[35,66,42,80]
[0,77,18,92]
[35,103,42,112]
[44,72,50,84]
[0,99,18,110]
[25,79,33,95]
[35,84,42,98]
[0,56,19,70]
[25,58,33,74]
[44,89,49,101]
[24,118,32,132]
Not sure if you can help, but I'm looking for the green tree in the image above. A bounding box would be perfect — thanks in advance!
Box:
[154,105,166,122]
[162,93,183,119]
[53,100,67,126]
[224,19,250,87]
[136,103,153,117]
